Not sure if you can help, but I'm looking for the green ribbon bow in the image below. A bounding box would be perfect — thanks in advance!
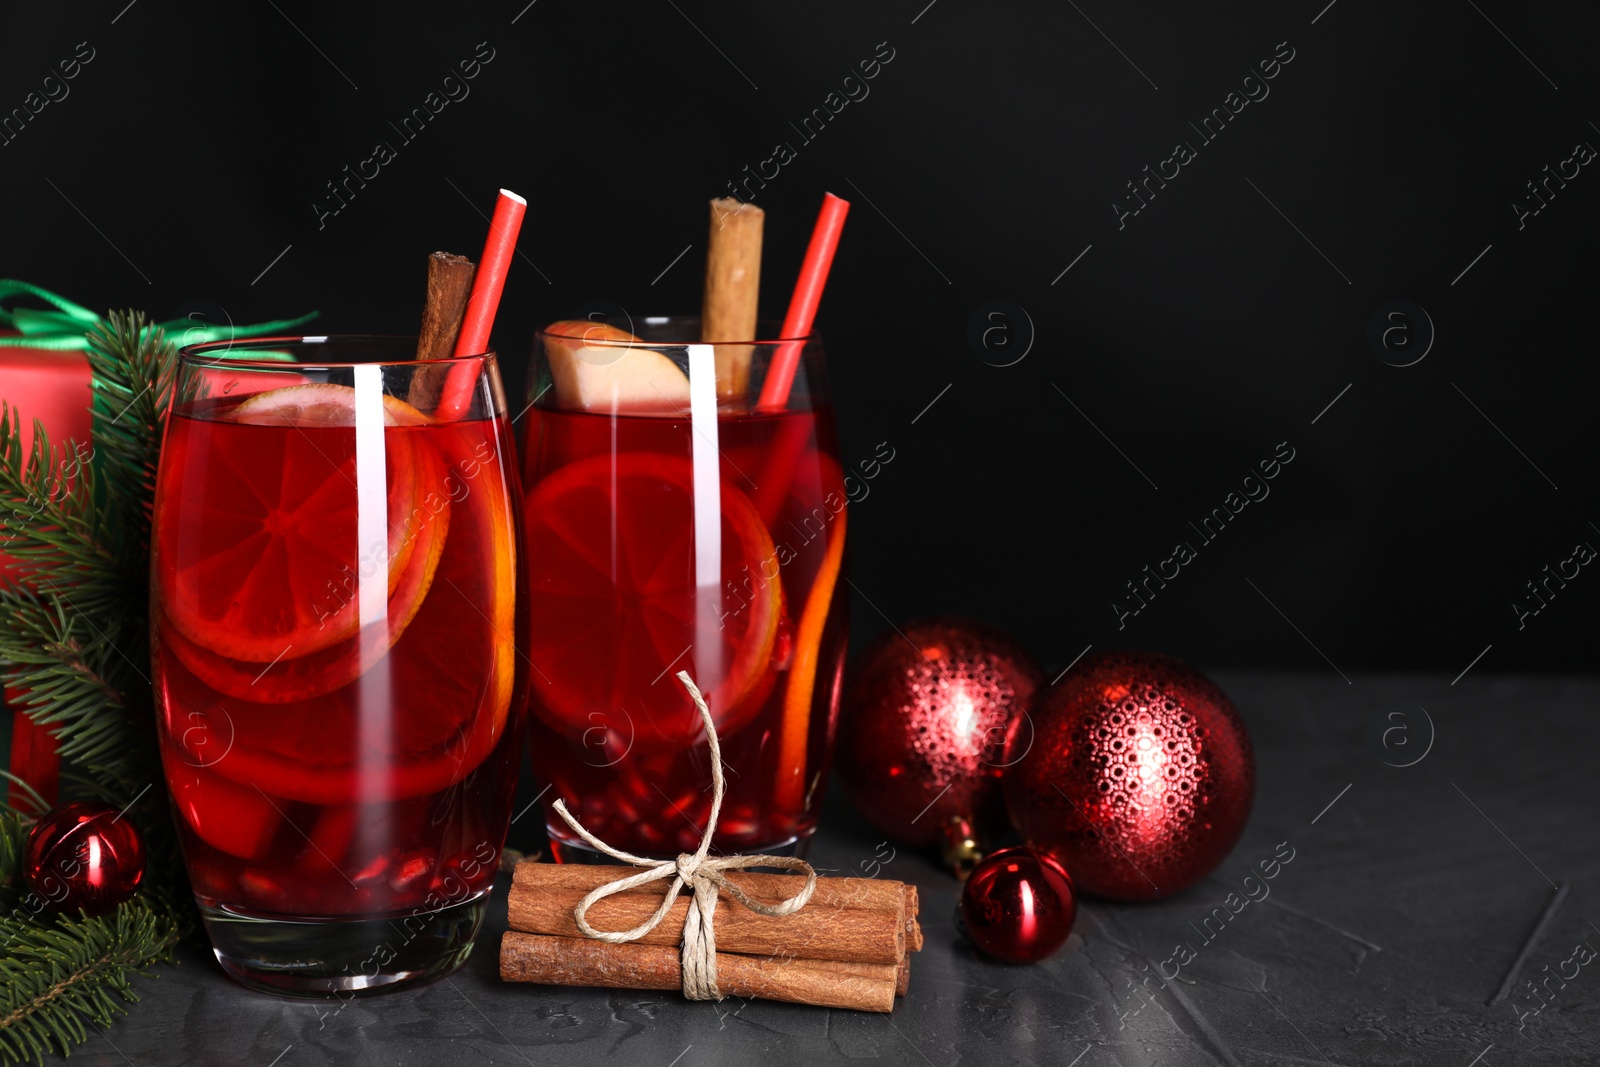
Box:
[0,279,318,354]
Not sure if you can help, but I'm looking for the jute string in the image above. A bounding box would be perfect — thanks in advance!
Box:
[550,671,818,1001]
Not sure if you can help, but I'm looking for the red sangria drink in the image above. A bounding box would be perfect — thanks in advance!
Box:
[522,317,848,858]
[150,337,527,995]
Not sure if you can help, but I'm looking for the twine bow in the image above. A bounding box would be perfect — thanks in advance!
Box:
[0,279,318,352]
[550,671,818,1001]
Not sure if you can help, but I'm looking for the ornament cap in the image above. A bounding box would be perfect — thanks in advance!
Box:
[941,814,983,881]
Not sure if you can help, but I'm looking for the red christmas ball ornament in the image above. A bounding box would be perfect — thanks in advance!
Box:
[23,802,146,915]
[959,846,1077,964]
[1004,650,1253,902]
[838,619,1043,867]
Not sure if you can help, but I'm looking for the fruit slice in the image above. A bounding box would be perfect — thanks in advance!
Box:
[159,446,450,703]
[232,384,435,427]
[543,321,690,413]
[167,759,280,861]
[157,385,434,664]
[162,426,518,805]
[295,796,429,880]
[523,451,781,746]
[774,452,847,814]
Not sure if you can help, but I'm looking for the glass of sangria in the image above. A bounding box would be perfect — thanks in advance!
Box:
[150,336,527,995]
[521,316,848,859]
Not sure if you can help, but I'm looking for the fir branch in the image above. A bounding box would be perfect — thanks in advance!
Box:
[0,898,181,1066]
[84,311,177,558]
[0,807,29,908]
[0,589,145,794]
[0,777,46,830]
[0,308,193,1066]
[0,408,124,623]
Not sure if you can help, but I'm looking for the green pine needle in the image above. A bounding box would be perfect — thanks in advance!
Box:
[83,310,180,556]
[0,806,30,911]
[0,408,121,623]
[0,589,143,789]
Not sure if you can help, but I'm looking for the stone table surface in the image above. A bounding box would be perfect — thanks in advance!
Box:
[63,673,1600,1066]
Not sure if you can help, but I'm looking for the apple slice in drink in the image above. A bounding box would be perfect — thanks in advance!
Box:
[543,321,690,413]
[165,752,281,861]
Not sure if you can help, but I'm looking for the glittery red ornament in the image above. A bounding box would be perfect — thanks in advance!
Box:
[959,846,1077,964]
[839,619,1043,855]
[1004,650,1253,902]
[23,802,146,915]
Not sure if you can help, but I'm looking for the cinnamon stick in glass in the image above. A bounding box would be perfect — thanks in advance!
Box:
[500,932,896,1012]
[507,881,904,965]
[416,252,476,360]
[410,251,476,411]
[702,197,763,402]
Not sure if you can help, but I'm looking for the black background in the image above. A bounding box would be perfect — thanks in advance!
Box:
[4,0,1597,675]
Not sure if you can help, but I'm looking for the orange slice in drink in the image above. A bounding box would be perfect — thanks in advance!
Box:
[523,451,781,746]
[231,384,437,428]
[157,450,450,703]
[773,451,847,814]
[156,385,436,665]
[162,427,519,805]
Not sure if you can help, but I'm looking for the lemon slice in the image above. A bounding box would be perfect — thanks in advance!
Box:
[543,321,691,413]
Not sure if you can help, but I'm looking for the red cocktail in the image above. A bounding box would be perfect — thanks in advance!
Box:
[151,337,526,994]
[522,318,848,857]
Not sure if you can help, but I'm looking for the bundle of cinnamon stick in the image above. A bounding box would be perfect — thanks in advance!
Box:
[500,861,923,1012]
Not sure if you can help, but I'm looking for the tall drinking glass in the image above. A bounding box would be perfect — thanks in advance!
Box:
[151,337,527,994]
[521,316,848,859]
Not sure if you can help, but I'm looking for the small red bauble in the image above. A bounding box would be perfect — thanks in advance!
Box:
[838,619,1043,851]
[1004,650,1254,902]
[23,802,146,915]
[960,846,1077,963]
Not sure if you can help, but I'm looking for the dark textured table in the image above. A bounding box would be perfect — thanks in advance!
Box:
[77,673,1599,1066]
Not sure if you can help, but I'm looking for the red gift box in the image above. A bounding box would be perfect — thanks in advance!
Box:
[0,332,92,474]
[1,331,92,810]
